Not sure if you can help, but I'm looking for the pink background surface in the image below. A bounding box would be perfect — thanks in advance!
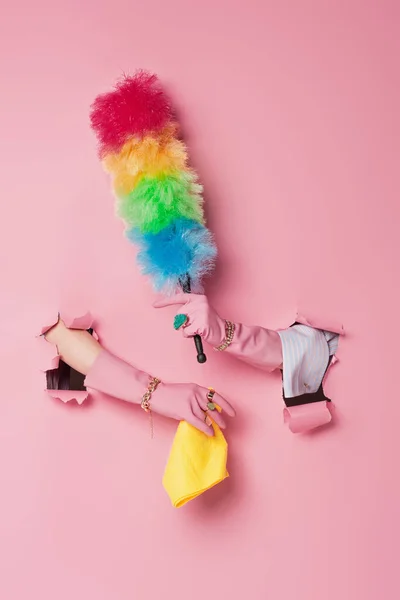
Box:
[1,1,399,598]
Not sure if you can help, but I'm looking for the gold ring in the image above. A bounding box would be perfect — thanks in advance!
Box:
[206,388,216,411]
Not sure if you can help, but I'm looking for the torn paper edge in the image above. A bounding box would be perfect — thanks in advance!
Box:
[296,311,344,366]
[283,402,332,434]
[47,390,89,406]
[39,310,96,335]
[37,309,97,404]
[295,312,345,336]
[278,310,344,432]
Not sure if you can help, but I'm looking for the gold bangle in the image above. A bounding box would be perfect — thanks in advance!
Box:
[214,320,236,352]
[141,376,161,438]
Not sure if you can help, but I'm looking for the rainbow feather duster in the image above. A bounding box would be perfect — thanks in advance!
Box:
[90,71,217,296]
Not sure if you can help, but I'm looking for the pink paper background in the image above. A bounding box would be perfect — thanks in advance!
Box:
[1,1,399,599]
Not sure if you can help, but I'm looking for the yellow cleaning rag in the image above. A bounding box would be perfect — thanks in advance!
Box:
[163,419,228,508]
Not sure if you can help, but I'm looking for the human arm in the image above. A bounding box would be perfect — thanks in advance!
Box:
[154,294,283,372]
[45,319,235,435]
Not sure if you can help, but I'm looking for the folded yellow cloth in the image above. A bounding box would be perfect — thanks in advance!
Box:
[163,419,229,508]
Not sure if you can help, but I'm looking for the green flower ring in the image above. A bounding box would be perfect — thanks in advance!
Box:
[174,314,189,330]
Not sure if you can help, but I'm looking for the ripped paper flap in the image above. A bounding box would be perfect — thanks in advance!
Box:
[37,309,96,404]
[283,402,332,434]
[47,390,89,405]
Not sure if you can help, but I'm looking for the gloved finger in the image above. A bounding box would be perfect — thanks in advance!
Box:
[196,395,227,429]
[182,323,201,338]
[153,293,193,308]
[188,406,214,436]
[208,409,227,429]
[206,390,236,418]
[191,398,215,433]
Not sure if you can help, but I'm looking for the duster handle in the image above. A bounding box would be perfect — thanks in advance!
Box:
[181,276,207,364]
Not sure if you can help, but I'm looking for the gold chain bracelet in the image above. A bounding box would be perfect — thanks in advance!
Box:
[141,376,161,438]
[214,320,236,352]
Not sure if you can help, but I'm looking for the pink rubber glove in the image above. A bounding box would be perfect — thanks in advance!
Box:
[154,294,283,372]
[85,349,235,436]
[155,295,337,435]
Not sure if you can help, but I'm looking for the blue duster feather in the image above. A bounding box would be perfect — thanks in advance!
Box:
[127,218,217,294]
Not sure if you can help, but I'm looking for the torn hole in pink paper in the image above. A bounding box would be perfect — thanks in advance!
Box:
[37,310,98,405]
[280,314,345,434]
